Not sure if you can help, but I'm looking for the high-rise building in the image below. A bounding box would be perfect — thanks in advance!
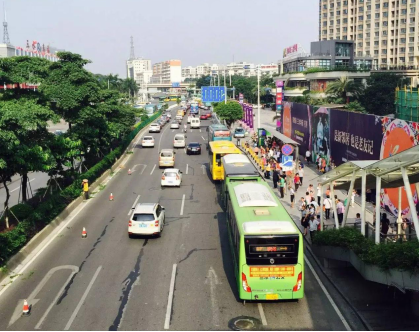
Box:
[319,0,419,68]
[151,60,181,84]
[126,58,152,84]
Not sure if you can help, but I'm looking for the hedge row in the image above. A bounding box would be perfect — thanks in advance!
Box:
[313,227,419,274]
[0,111,162,266]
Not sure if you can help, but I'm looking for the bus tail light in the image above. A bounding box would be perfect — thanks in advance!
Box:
[293,272,302,292]
[155,220,159,227]
[242,273,251,293]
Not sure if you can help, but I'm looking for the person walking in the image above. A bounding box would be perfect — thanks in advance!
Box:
[264,163,271,179]
[81,179,89,200]
[279,176,286,198]
[307,184,315,198]
[298,166,304,185]
[293,173,301,191]
[323,195,332,219]
[272,169,279,189]
[336,199,345,226]
[305,192,312,205]
[380,213,390,240]
[351,189,356,207]
[289,185,295,208]
[317,184,322,206]
[305,150,311,164]
[302,205,310,236]
[309,215,320,242]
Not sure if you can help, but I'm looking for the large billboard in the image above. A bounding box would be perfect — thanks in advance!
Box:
[311,107,330,166]
[329,110,383,165]
[282,103,312,156]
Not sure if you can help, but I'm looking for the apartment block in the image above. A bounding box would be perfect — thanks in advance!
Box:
[126,58,152,84]
[319,0,419,68]
[151,60,182,84]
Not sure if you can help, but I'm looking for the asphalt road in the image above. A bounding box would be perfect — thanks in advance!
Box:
[0,105,363,331]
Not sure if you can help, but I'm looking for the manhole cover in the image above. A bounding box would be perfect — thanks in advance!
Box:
[228,316,262,331]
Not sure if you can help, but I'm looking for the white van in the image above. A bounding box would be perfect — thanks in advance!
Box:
[190,118,200,129]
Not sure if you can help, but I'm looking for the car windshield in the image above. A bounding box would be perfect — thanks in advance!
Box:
[235,128,244,132]
[132,213,154,221]
[161,152,173,157]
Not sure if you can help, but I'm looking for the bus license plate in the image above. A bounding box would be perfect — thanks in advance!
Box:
[266,294,278,300]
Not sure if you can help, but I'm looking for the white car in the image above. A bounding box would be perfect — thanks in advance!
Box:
[175,115,183,122]
[166,113,172,119]
[149,123,161,133]
[187,116,192,124]
[141,136,155,148]
[173,134,186,148]
[161,168,182,187]
[190,118,200,129]
[170,121,179,129]
[128,203,165,238]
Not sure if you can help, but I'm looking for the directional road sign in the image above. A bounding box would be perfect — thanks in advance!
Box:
[201,86,226,102]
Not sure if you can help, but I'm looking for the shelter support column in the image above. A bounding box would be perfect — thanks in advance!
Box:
[343,171,356,227]
[375,176,381,244]
[330,183,339,229]
[401,167,419,239]
[361,170,367,236]
[397,187,402,238]
[320,185,324,231]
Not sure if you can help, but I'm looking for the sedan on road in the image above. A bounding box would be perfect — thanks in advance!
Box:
[186,142,202,155]
[128,203,165,238]
[141,136,155,148]
[161,168,182,187]
[149,123,161,133]
[170,121,179,129]
[233,127,245,138]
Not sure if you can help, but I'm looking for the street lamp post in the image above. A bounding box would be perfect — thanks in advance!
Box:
[257,65,261,128]
[224,69,227,104]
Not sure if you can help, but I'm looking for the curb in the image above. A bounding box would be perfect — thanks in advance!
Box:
[238,145,372,331]
[0,116,162,284]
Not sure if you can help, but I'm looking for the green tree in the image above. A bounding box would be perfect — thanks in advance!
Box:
[214,101,243,126]
[196,75,211,88]
[176,97,181,105]
[121,78,138,99]
[325,76,364,102]
[344,101,366,113]
[359,73,409,116]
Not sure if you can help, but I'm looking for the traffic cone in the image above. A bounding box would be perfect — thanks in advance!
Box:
[109,193,114,201]
[128,168,132,175]
[82,227,87,238]
[22,299,30,316]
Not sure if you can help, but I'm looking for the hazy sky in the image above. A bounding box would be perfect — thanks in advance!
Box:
[7,0,318,77]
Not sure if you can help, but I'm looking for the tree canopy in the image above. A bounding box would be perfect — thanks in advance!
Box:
[213,101,244,126]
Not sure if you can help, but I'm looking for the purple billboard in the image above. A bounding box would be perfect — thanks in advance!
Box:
[290,103,312,156]
[329,109,383,166]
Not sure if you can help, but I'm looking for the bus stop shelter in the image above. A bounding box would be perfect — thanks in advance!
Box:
[316,146,419,244]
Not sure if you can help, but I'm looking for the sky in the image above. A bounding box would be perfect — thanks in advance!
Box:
[6,0,319,77]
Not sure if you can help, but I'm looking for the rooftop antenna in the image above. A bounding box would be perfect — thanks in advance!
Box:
[3,1,10,44]
[129,36,135,60]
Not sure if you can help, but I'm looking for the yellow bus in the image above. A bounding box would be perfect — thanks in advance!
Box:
[177,109,184,117]
[208,141,242,181]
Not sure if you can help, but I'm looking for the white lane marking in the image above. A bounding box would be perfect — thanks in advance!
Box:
[186,164,188,175]
[128,195,141,215]
[205,266,221,327]
[164,264,177,330]
[201,165,206,174]
[184,148,187,154]
[150,164,156,175]
[199,129,201,132]
[64,266,102,330]
[9,178,35,193]
[201,136,206,141]
[35,266,80,329]
[257,303,268,326]
[190,130,192,133]
[8,265,79,328]
[140,165,147,174]
[304,256,351,331]
[180,194,185,216]
[172,130,174,132]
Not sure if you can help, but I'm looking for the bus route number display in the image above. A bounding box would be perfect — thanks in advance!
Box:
[251,245,292,253]
[214,131,231,137]
[250,266,294,278]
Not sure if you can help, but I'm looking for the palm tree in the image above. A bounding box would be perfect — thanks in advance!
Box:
[325,76,364,103]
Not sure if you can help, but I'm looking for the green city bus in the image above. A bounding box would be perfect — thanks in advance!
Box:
[225,181,304,302]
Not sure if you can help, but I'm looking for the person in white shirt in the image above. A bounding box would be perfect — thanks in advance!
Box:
[305,150,311,164]
[289,186,295,208]
[336,199,345,225]
[317,184,322,206]
[323,195,332,219]
[351,189,356,207]
[309,216,320,242]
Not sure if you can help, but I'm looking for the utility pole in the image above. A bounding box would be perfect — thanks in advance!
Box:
[224,69,227,104]
[257,65,261,128]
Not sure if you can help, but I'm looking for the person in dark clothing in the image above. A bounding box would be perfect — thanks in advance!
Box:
[380,213,390,239]
[272,170,279,189]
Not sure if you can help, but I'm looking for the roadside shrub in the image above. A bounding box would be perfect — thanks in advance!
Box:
[313,227,419,273]
[8,204,34,223]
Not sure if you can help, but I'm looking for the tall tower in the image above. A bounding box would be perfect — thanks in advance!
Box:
[129,36,135,60]
[2,2,10,44]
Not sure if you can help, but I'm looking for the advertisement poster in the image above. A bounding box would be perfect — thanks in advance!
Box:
[329,110,383,166]
[282,102,292,138]
[290,103,312,156]
[379,117,419,217]
[311,107,330,166]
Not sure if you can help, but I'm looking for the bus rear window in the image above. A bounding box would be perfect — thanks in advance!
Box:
[245,235,299,265]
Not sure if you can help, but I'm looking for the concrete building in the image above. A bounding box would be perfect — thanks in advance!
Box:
[319,0,419,69]
[151,59,182,84]
[126,58,152,84]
